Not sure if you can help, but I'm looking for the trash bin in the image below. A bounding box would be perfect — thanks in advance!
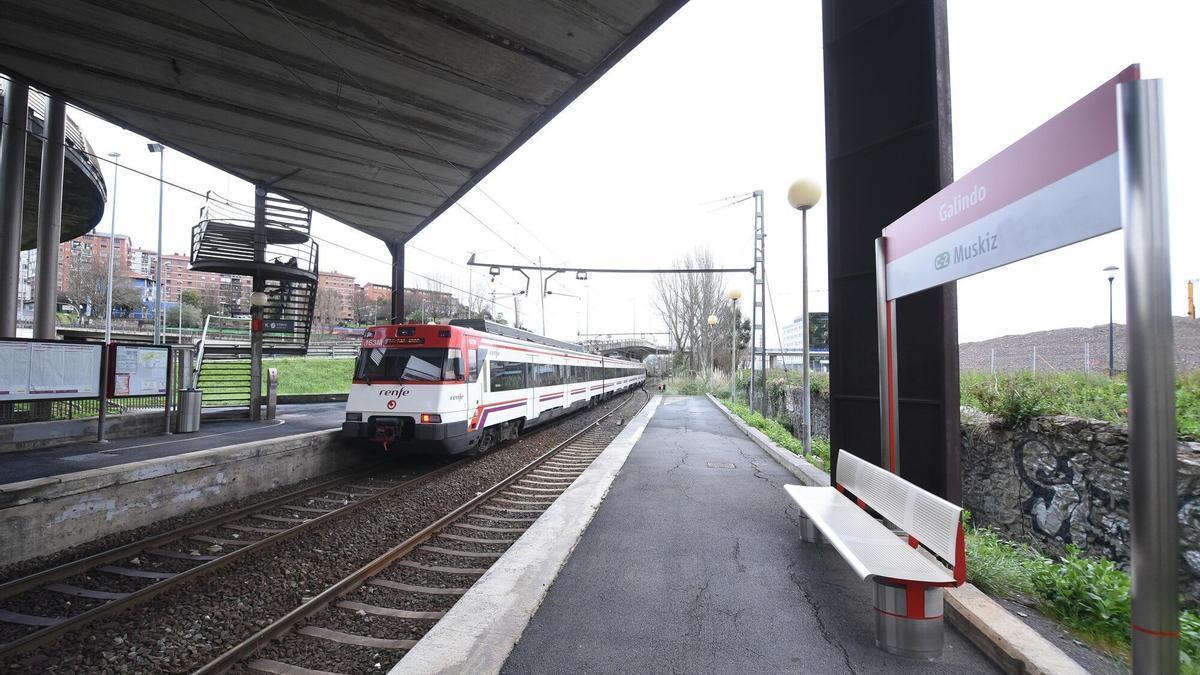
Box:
[177,388,203,433]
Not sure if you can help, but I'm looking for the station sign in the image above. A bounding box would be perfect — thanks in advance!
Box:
[262,319,295,332]
[882,65,1141,300]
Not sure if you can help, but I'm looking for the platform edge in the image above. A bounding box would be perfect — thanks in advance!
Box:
[390,394,662,675]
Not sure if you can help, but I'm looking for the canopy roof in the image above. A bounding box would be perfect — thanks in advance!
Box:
[0,0,685,242]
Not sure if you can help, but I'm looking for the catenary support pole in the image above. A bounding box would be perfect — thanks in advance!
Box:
[388,241,405,323]
[875,237,899,474]
[0,77,29,338]
[34,96,65,339]
[1119,78,1178,675]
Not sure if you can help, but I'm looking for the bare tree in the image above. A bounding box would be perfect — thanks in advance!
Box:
[653,248,727,372]
[313,286,342,328]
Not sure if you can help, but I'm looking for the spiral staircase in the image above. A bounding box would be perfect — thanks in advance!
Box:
[189,192,319,408]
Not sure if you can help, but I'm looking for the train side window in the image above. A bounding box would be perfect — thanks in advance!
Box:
[468,348,487,382]
[490,360,527,392]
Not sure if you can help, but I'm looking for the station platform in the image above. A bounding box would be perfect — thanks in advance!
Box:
[0,402,345,485]
[502,396,997,673]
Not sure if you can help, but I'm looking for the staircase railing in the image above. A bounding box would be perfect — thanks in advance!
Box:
[193,315,251,383]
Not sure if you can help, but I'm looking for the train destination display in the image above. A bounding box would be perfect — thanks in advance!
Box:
[110,345,169,397]
[0,340,103,401]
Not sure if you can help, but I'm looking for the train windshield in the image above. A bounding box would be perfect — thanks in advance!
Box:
[355,347,461,382]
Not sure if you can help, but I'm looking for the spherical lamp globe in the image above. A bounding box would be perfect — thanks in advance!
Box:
[787,178,822,211]
[728,288,742,301]
[707,314,719,327]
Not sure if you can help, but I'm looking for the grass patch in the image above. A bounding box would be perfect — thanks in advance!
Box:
[963,518,1200,669]
[722,399,830,471]
[262,357,355,395]
[961,370,1199,438]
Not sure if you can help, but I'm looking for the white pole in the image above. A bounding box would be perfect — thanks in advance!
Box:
[154,148,164,343]
[103,152,120,343]
[801,208,811,457]
[990,348,995,374]
[1084,342,1090,374]
[1032,346,1037,373]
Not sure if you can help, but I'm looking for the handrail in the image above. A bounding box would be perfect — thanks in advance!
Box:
[194,315,250,382]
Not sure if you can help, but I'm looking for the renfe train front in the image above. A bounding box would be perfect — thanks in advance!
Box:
[341,319,646,455]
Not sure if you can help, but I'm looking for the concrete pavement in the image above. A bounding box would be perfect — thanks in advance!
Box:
[502,396,997,673]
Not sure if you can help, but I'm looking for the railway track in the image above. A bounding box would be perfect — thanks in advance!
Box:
[199,388,649,674]
[0,459,464,658]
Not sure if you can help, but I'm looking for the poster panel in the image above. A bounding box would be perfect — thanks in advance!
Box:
[0,341,33,398]
[110,345,169,396]
[22,342,103,400]
[883,65,1141,300]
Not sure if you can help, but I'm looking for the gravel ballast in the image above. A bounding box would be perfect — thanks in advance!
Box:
[1,390,645,673]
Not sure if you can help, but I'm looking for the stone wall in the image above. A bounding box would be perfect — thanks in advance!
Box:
[781,388,830,440]
[961,408,1200,602]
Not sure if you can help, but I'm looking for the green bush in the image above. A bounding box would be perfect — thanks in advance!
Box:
[964,526,1041,601]
[961,370,1198,439]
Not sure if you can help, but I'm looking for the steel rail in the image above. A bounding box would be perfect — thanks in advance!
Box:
[195,389,647,674]
[0,459,466,658]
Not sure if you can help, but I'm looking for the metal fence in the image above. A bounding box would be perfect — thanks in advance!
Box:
[0,394,167,425]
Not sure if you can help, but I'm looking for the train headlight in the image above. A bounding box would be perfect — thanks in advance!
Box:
[420,413,442,424]
[345,412,362,421]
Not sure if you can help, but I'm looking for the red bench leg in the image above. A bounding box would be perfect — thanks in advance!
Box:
[871,578,945,659]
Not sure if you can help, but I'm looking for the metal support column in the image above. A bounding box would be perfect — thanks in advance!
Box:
[34,96,65,339]
[0,76,29,338]
[249,187,266,421]
[388,241,405,323]
[750,189,766,414]
[875,237,899,474]
[801,207,812,456]
[1118,78,1178,675]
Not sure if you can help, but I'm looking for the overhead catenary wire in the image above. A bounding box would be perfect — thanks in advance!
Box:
[6,120,519,319]
[235,0,553,268]
[257,0,565,266]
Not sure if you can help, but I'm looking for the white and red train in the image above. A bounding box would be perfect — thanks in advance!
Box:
[342,319,645,454]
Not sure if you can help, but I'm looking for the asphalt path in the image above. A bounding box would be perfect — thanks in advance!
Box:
[503,395,998,674]
[0,402,346,485]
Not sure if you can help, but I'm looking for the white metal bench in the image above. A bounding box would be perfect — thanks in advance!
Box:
[784,449,965,659]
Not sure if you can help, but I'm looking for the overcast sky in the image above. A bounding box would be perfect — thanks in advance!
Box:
[52,0,1198,346]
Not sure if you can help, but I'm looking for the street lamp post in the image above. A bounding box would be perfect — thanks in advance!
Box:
[103,152,120,343]
[707,314,718,383]
[148,143,164,343]
[729,288,742,401]
[1104,265,1119,376]
[787,178,822,457]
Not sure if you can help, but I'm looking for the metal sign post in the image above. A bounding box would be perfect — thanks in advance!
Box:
[874,238,899,474]
[872,65,1177,673]
[1119,77,1177,674]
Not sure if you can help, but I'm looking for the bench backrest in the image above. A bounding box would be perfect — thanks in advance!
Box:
[834,449,964,573]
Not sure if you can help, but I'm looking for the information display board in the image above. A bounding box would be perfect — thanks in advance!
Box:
[0,339,103,401]
[108,344,170,397]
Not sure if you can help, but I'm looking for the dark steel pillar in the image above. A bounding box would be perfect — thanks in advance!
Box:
[250,187,266,421]
[821,0,960,500]
[0,76,29,337]
[34,96,65,340]
[388,241,405,324]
